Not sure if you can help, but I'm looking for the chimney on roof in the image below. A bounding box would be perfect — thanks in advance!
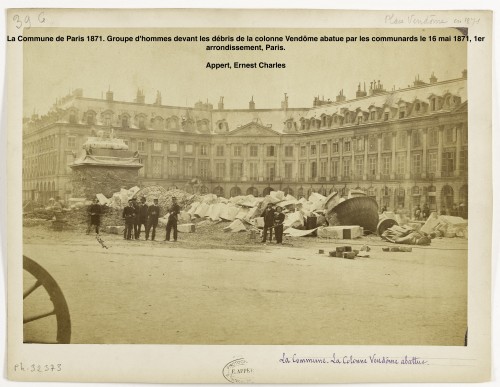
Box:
[429,72,438,84]
[281,93,288,110]
[413,74,426,87]
[218,96,224,110]
[249,96,255,110]
[154,91,162,105]
[356,82,367,98]
[135,89,145,104]
[106,86,114,102]
[336,89,346,102]
[462,69,467,79]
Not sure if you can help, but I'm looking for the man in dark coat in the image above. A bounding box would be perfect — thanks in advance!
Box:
[165,197,181,242]
[146,198,160,241]
[135,196,148,239]
[261,203,275,243]
[422,203,430,219]
[131,198,139,239]
[86,197,102,235]
[274,206,285,244]
[122,199,136,240]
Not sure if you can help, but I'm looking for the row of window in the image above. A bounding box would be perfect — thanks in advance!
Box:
[24,135,57,156]
[69,109,211,132]
[88,150,466,182]
[61,126,467,158]
[23,153,57,178]
[298,95,462,131]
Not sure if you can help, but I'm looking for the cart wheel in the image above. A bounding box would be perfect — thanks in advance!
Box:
[23,256,71,344]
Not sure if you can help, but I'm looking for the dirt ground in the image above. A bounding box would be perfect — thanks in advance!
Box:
[22,224,468,345]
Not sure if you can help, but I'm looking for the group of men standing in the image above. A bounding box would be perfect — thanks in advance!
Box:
[261,203,285,244]
[122,197,180,241]
[86,196,181,242]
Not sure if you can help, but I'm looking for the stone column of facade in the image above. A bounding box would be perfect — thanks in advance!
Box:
[166,141,169,178]
[224,143,231,182]
[454,125,462,177]
[260,144,265,181]
[363,135,368,180]
[209,143,214,181]
[295,142,300,182]
[316,140,320,182]
[390,132,396,180]
[436,126,443,178]
[405,130,411,180]
[179,141,184,180]
[377,134,382,180]
[276,143,282,181]
[194,143,199,178]
[421,128,427,179]
[351,137,355,181]
[305,141,310,182]
[338,138,343,182]
[327,139,332,180]
[242,144,248,181]
[147,139,152,178]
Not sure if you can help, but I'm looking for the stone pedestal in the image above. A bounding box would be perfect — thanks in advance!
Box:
[70,132,143,198]
[70,165,141,198]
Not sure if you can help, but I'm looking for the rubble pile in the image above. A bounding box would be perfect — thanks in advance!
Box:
[420,213,468,239]
[25,183,468,246]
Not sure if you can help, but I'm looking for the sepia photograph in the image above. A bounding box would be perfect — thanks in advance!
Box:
[21,26,469,346]
[5,6,493,384]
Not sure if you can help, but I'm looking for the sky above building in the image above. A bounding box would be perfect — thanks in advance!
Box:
[23,27,467,115]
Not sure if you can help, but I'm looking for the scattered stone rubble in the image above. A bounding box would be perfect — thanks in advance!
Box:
[23,185,469,243]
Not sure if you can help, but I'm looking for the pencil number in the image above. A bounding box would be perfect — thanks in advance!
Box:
[12,12,46,30]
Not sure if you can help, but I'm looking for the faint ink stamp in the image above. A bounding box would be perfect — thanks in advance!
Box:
[222,358,254,383]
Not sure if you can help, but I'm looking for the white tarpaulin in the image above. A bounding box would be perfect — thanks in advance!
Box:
[187,202,200,215]
[283,211,304,228]
[235,207,250,220]
[284,227,318,237]
[96,193,110,206]
[128,186,140,197]
[223,219,247,233]
[220,204,240,221]
[194,202,209,218]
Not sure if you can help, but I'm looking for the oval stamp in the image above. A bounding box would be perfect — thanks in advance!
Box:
[222,358,254,383]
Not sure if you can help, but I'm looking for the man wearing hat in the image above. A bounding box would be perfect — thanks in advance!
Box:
[165,197,181,242]
[86,197,102,235]
[122,199,136,240]
[261,202,275,243]
[136,196,149,239]
[274,206,285,244]
[146,198,161,241]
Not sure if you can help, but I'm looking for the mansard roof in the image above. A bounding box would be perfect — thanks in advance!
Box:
[303,78,467,119]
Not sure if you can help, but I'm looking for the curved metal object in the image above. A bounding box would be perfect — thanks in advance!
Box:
[23,256,71,344]
[377,217,399,236]
[326,197,379,233]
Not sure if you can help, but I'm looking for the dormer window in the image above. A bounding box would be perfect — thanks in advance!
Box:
[383,112,389,121]
[122,115,130,128]
[69,110,78,124]
[86,111,96,125]
[138,116,146,129]
[370,111,375,120]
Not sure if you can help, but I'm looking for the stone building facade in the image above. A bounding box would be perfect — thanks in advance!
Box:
[23,71,468,214]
